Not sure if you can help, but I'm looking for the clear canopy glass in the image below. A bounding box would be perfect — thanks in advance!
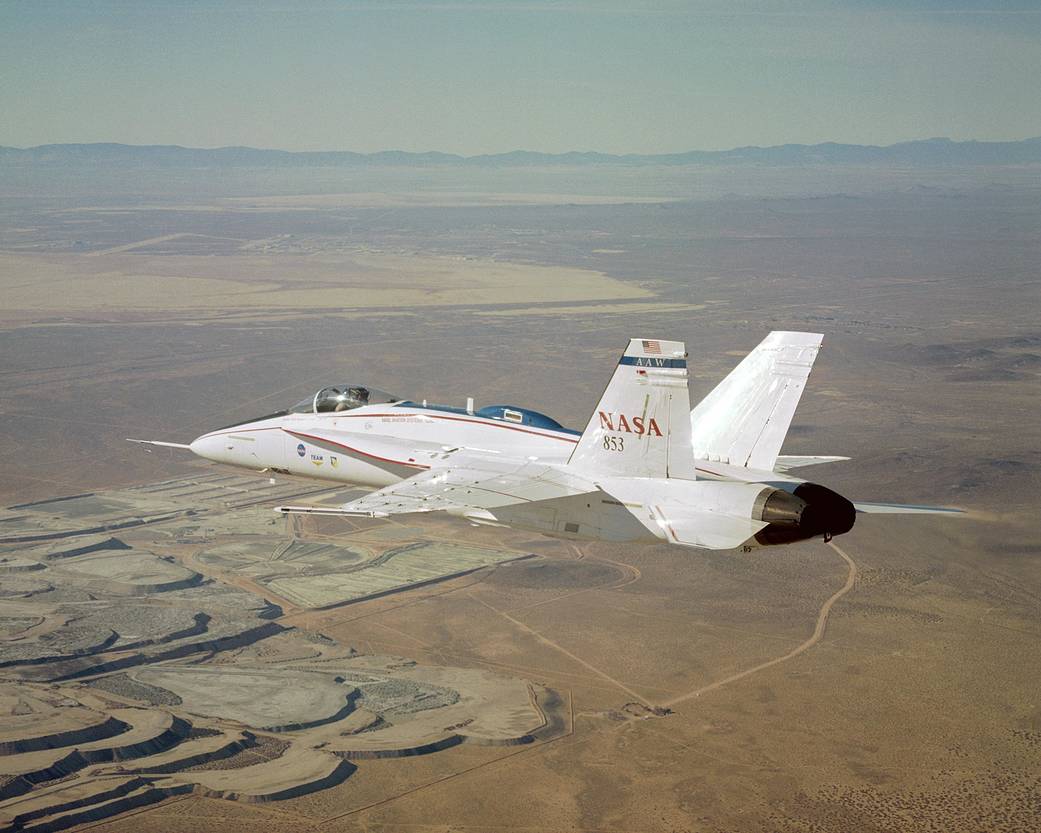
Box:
[290,385,400,415]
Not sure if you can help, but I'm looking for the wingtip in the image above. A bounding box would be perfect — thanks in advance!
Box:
[853,501,967,515]
[764,330,824,346]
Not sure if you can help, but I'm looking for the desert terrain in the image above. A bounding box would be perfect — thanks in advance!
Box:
[1,159,1039,831]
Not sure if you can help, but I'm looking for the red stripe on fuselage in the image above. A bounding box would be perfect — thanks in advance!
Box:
[283,429,430,471]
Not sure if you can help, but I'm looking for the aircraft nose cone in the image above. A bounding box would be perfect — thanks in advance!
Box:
[189,434,223,462]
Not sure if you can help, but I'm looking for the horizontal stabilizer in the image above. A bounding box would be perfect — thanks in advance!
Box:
[853,501,965,515]
[774,455,850,472]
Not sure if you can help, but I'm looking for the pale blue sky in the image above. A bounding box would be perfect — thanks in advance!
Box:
[2,0,1039,154]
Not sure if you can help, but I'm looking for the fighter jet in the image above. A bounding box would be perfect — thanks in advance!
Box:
[130,333,961,551]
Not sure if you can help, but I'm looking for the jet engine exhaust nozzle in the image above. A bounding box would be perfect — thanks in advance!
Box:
[753,484,856,545]
[756,488,806,528]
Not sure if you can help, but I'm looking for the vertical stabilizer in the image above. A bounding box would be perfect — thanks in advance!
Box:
[568,339,695,479]
[690,331,822,471]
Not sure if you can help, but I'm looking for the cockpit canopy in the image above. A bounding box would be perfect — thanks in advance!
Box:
[290,385,400,415]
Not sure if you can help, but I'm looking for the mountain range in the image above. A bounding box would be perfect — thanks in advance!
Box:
[1,137,1039,168]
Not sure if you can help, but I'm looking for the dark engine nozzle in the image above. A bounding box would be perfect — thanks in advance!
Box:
[753,483,856,546]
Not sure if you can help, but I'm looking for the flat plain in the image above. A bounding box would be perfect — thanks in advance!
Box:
[0,161,1039,832]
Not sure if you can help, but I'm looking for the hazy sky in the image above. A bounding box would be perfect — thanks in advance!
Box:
[2,0,1040,154]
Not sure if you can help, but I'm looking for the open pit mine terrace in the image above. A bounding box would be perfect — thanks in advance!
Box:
[0,473,566,831]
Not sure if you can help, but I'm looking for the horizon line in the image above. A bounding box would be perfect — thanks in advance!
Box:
[4,135,1041,157]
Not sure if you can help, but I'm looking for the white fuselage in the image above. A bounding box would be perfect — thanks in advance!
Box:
[190,404,581,490]
[154,332,931,551]
[187,402,824,549]
[189,404,810,490]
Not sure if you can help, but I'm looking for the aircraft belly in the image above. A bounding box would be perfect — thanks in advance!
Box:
[489,492,659,543]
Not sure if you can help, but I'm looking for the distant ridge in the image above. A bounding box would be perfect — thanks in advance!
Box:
[1,137,1039,168]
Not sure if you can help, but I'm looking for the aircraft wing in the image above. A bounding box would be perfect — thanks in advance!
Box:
[853,501,965,515]
[280,465,764,550]
[279,460,594,519]
[774,455,850,472]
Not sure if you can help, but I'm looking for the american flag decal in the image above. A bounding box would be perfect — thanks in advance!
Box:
[642,340,662,354]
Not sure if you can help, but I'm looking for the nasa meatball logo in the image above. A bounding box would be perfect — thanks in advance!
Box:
[296,443,306,457]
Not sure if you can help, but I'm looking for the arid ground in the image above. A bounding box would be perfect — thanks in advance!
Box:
[1,163,1039,831]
